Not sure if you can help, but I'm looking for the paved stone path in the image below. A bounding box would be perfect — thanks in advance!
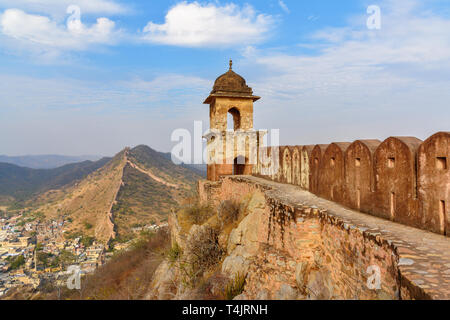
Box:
[236,176,450,300]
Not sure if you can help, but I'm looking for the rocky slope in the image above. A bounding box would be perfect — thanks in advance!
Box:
[147,176,413,300]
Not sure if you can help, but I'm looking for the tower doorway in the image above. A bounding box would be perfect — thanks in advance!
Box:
[234,156,247,175]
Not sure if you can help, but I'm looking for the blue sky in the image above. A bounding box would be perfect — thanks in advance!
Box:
[0,0,449,156]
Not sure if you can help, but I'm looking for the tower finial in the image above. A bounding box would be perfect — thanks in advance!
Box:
[229,59,233,70]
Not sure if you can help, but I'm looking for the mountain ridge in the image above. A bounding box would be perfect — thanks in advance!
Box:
[0,158,112,205]
[2,145,203,244]
[0,154,103,169]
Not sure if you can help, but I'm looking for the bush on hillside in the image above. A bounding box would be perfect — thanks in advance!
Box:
[167,241,182,264]
[8,255,25,270]
[218,200,241,227]
[184,225,223,278]
[177,201,215,232]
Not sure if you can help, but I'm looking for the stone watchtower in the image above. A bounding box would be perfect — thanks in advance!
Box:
[204,60,264,181]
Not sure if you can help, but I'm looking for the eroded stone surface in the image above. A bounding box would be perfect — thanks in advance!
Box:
[199,176,450,300]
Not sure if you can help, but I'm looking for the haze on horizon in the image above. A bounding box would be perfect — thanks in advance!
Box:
[0,0,449,157]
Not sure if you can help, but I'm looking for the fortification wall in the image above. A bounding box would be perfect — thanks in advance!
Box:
[198,176,450,300]
[255,132,449,237]
[418,132,450,235]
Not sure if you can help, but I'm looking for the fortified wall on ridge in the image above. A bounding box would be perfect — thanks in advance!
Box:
[202,61,449,237]
[196,62,450,300]
[254,132,450,237]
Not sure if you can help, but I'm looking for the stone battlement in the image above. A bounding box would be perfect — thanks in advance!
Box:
[254,132,449,237]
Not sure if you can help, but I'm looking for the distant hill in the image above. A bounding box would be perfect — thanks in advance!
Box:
[0,158,111,205]
[160,152,207,176]
[0,154,103,169]
[4,145,204,243]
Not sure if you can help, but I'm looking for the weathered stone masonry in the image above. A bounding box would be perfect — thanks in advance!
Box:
[198,176,450,300]
[198,63,449,300]
[256,133,450,237]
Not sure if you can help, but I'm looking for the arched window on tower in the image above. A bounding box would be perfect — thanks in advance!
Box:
[227,107,241,131]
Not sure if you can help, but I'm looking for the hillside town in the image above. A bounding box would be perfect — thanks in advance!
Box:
[0,208,167,297]
[0,210,102,296]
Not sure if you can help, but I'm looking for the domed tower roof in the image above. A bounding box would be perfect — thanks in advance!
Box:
[204,60,260,104]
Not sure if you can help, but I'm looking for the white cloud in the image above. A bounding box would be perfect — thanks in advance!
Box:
[0,0,128,17]
[242,0,450,145]
[278,0,290,14]
[142,1,274,47]
[124,74,210,103]
[0,8,120,52]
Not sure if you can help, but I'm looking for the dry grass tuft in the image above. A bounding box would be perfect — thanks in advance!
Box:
[177,201,215,233]
[224,273,247,300]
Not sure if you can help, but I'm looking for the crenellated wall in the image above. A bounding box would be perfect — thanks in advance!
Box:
[344,140,380,214]
[255,132,450,237]
[373,137,422,227]
[418,132,450,235]
[319,142,350,203]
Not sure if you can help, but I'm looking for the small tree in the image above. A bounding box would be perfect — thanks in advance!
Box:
[8,255,25,270]
[57,250,77,268]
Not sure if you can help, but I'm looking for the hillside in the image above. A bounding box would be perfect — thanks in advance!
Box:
[159,152,207,176]
[27,145,203,243]
[0,154,102,169]
[0,158,111,206]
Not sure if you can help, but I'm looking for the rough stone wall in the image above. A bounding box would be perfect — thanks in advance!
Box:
[209,97,254,131]
[318,143,350,203]
[198,177,427,300]
[207,163,233,181]
[270,147,280,181]
[418,132,450,235]
[291,146,301,186]
[206,96,262,181]
[253,132,449,237]
[281,147,292,184]
[275,146,285,183]
[319,215,400,300]
[310,145,328,194]
[344,140,381,213]
[301,146,314,190]
[373,137,422,227]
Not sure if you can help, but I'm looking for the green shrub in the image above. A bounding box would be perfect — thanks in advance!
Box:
[167,242,182,263]
[8,255,25,270]
[57,250,77,267]
[81,236,95,247]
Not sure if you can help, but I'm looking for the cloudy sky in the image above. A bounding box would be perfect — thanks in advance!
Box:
[0,0,449,156]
